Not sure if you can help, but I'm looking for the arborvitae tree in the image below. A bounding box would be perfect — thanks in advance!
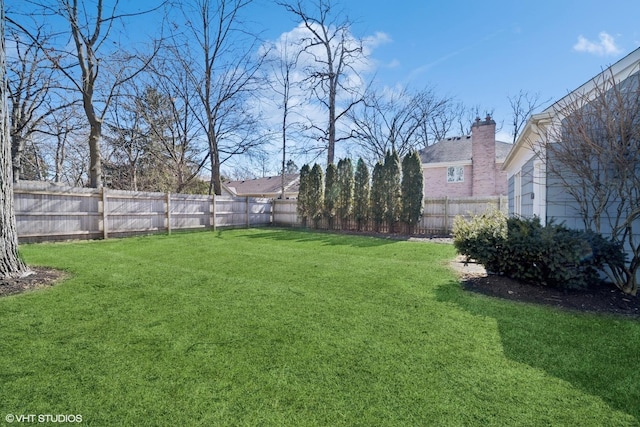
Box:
[384,150,402,233]
[401,150,424,234]
[297,164,311,226]
[353,158,370,231]
[370,160,386,232]
[309,163,324,228]
[324,163,338,228]
[336,158,354,229]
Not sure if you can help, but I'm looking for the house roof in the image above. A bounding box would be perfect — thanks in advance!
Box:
[503,46,640,171]
[419,136,512,165]
[223,174,300,197]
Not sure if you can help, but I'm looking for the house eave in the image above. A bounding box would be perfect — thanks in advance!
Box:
[503,112,553,171]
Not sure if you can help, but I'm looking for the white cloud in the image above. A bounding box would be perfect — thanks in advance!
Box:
[363,31,391,49]
[253,23,390,166]
[573,31,622,56]
[386,59,400,69]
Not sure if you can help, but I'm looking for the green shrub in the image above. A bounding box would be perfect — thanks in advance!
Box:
[453,213,626,289]
[452,208,507,273]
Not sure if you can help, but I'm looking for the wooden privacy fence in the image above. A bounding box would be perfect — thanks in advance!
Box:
[273,195,507,235]
[14,182,271,242]
[14,181,506,242]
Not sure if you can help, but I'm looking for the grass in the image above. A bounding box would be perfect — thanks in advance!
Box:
[1,228,639,426]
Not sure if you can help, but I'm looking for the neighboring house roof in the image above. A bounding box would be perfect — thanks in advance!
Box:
[223,174,300,197]
[420,136,512,165]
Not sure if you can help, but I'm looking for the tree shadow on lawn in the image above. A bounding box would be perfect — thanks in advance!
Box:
[435,280,640,423]
[243,228,402,248]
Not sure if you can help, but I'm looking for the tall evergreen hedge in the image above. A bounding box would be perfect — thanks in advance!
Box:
[300,153,424,234]
[383,150,402,232]
[309,164,324,227]
[324,163,338,227]
[336,158,354,228]
[370,161,386,231]
[297,164,311,226]
[353,158,370,231]
[401,151,424,233]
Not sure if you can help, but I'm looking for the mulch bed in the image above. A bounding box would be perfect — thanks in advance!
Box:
[462,273,640,318]
[0,268,67,298]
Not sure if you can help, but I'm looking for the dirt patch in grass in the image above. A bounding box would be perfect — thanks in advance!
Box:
[0,267,67,297]
[451,256,640,318]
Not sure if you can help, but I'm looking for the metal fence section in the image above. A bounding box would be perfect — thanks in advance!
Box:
[14,182,271,242]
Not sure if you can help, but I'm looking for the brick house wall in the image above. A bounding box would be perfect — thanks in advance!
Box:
[471,116,497,196]
[421,115,510,198]
[495,162,508,195]
[423,165,472,197]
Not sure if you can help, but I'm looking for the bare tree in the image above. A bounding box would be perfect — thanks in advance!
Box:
[263,35,303,198]
[418,100,465,145]
[105,50,206,193]
[103,84,149,190]
[175,0,266,195]
[10,0,164,188]
[141,56,208,193]
[0,0,29,278]
[349,86,451,162]
[6,22,62,182]
[280,0,366,165]
[533,69,640,295]
[61,0,163,188]
[508,90,549,144]
[39,104,87,185]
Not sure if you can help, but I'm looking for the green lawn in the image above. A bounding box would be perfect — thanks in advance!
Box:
[1,228,639,426]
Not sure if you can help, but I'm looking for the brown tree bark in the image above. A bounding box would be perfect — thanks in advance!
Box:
[0,0,29,278]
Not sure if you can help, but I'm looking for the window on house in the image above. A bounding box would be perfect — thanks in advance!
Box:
[514,171,522,216]
[447,166,464,183]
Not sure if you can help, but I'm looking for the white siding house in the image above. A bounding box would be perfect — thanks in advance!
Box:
[503,47,640,226]
[503,47,640,287]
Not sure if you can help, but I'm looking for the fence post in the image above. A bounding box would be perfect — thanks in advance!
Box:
[246,197,250,228]
[443,196,449,235]
[166,193,172,235]
[102,187,109,239]
[211,194,216,231]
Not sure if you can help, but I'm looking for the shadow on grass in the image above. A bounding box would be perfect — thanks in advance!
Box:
[243,227,401,248]
[435,280,640,423]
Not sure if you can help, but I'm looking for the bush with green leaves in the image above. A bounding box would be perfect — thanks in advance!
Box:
[370,161,385,231]
[453,208,507,273]
[353,158,370,231]
[401,150,424,234]
[309,164,324,227]
[383,151,402,232]
[297,164,311,226]
[453,213,625,289]
[336,158,354,228]
[324,163,338,226]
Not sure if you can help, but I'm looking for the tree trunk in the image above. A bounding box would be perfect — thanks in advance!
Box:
[327,75,336,165]
[212,153,222,196]
[0,1,29,278]
[87,115,102,188]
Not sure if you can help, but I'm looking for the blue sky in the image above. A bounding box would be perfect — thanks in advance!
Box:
[8,0,640,177]
[254,0,640,141]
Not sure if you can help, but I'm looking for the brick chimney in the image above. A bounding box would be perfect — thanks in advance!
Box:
[471,115,496,196]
